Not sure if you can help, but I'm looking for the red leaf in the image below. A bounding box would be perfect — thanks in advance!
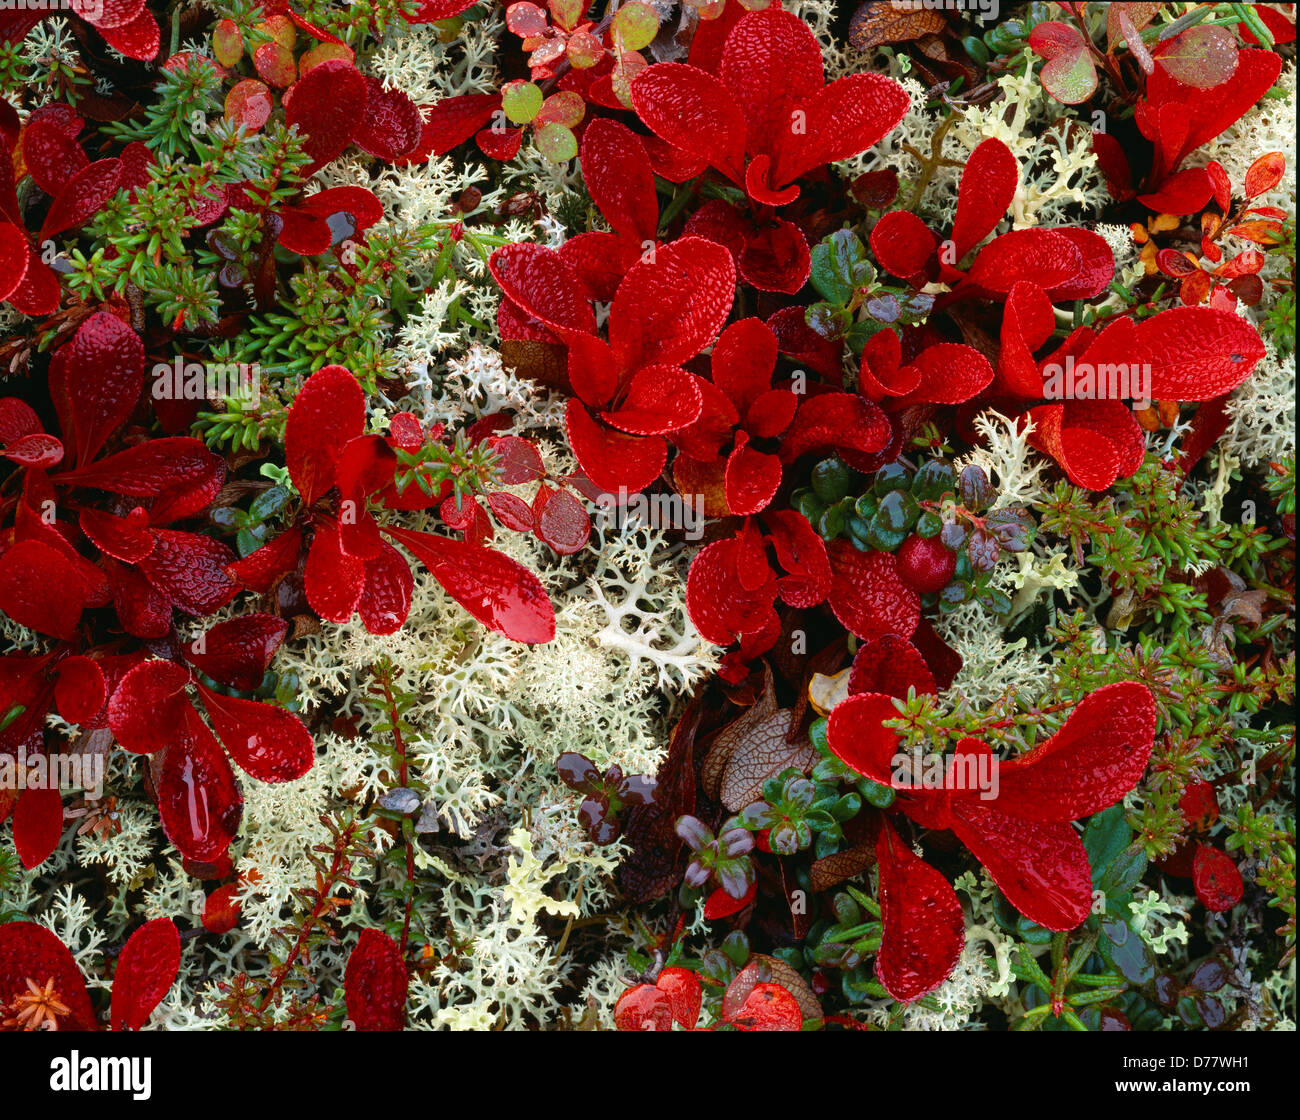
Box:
[285,364,366,504]
[399,94,501,161]
[997,682,1155,820]
[54,655,107,725]
[4,244,60,315]
[155,708,243,863]
[766,306,843,381]
[198,684,314,783]
[870,209,935,278]
[712,317,779,415]
[1154,25,1238,89]
[826,542,920,643]
[580,118,658,245]
[14,786,63,869]
[202,884,242,934]
[298,185,385,233]
[386,527,556,644]
[110,918,180,1030]
[738,217,811,294]
[47,310,143,469]
[1136,167,1215,214]
[601,363,702,435]
[284,60,368,170]
[725,443,782,516]
[1128,306,1266,400]
[355,76,423,160]
[344,929,407,1030]
[304,519,366,622]
[704,879,756,919]
[1043,227,1115,301]
[79,509,153,563]
[1244,151,1285,199]
[489,242,597,341]
[952,138,1019,258]
[534,486,590,554]
[0,539,88,639]
[564,400,666,494]
[875,819,965,1002]
[898,343,993,405]
[613,983,674,1031]
[779,393,890,463]
[0,222,30,302]
[183,613,287,691]
[224,525,303,594]
[107,659,193,754]
[952,791,1092,929]
[94,9,161,60]
[1192,844,1243,912]
[1029,20,1098,104]
[727,981,802,1030]
[492,435,545,484]
[630,62,747,185]
[38,158,123,242]
[136,529,237,615]
[20,114,87,196]
[609,236,735,372]
[61,439,224,525]
[655,967,702,1030]
[848,634,936,698]
[357,540,414,634]
[0,923,96,1031]
[686,537,777,646]
[276,207,333,255]
[969,228,1082,291]
[766,509,831,609]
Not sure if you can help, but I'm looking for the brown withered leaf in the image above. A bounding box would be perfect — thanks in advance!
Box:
[620,693,704,904]
[810,844,875,893]
[849,1,947,52]
[1218,588,1268,627]
[702,665,815,810]
[500,339,571,393]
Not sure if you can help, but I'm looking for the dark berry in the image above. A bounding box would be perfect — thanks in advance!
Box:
[896,534,956,593]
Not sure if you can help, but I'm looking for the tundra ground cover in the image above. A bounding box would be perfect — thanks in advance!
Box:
[0,1,1294,1033]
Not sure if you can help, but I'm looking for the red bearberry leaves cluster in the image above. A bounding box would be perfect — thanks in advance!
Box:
[827,682,1156,1000]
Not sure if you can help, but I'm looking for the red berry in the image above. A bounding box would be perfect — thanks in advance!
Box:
[896,534,956,593]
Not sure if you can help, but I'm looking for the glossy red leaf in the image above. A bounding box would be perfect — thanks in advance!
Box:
[136,530,238,616]
[285,364,366,504]
[609,237,735,373]
[630,62,747,185]
[304,520,366,622]
[94,9,161,60]
[489,242,597,341]
[565,400,666,494]
[779,393,890,463]
[1029,20,1097,104]
[712,317,779,416]
[1135,166,1215,214]
[951,795,1093,929]
[875,819,965,1002]
[654,967,702,1030]
[399,94,500,161]
[725,443,782,516]
[225,525,303,595]
[492,435,545,484]
[613,982,674,1031]
[1043,227,1115,300]
[0,539,88,640]
[38,158,123,242]
[601,363,702,435]
[14,786,63,869]
[704,879,757,919]
[848,634,936,699]
[155,708,243,863]
[951,138,1019,259]
[357,540,414,635]
[534,486,590,554]
[387,527,556,644]
[47,310,143,469]
[20,114,87,196]
[61,438,224,525]
[183,613,287,691]
[197,684,313,783]
[0,222,30,302]
[870,209,936,278]
[355,76,423,160]
[766,509,831,609]
[826,541,920,643]
[344,928,407,1031]
[110,918,180,1030]
[1129,306,1266,400]
[284,60,368,170]
[969,228,1082,291]
[107,659,192,754]
[580,118,658,245]
[4,245,60,315]
[201,883,242,934]
[686,537,778,647]
[738,216,811,294]
[54,655,106,725]
[899,343,993,405]
[277,207,332,255]
[0,923,96,1031]
[1193,844,1243,912]
[1244,151,1285,198]
[766,305,843,381]
[727,981,802,1030]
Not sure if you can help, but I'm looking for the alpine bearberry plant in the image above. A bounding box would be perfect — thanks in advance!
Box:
[0,0,1293,1042]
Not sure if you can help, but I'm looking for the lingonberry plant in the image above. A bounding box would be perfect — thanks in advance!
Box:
[0,0,1293,1042]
